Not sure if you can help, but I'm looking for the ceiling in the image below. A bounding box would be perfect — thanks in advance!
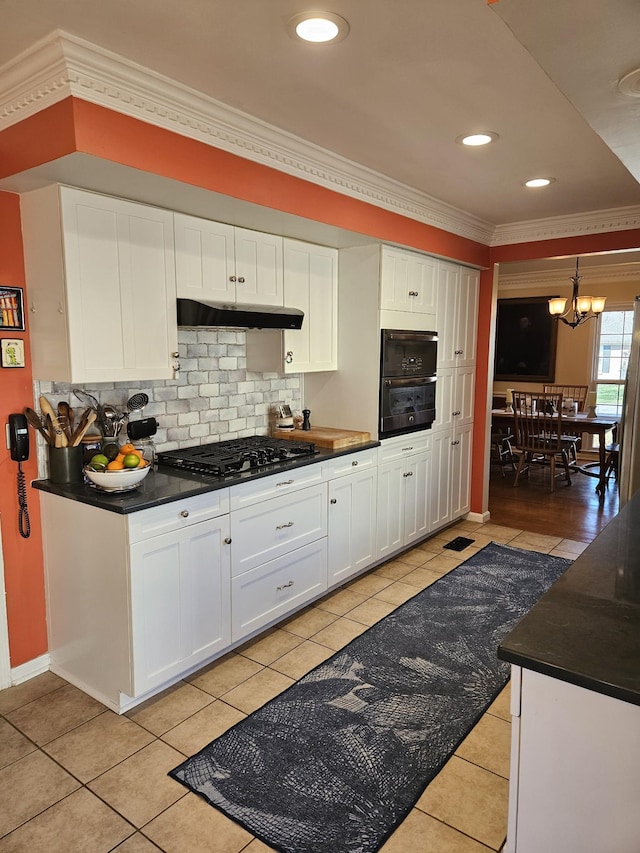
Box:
[1,0,640,233]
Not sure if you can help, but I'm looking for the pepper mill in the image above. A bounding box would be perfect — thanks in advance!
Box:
[302,409,311,431]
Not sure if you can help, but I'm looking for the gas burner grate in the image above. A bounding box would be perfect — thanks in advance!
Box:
[157,435,317,478]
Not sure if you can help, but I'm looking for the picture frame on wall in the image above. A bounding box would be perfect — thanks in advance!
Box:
[494,296,558,383]
[1,338,25,368]
[0,286,25,332]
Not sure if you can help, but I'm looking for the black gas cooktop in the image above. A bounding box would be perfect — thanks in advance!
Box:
[157,435,318,478]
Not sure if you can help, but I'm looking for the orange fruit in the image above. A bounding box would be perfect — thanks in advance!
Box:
[107,459,124,470]
[119,443,136,455]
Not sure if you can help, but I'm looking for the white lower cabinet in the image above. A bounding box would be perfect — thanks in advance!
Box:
[327,463,378,586]
[232,539,327,640]
[430,423,473,531]
[129,516,231,697]
[376,433,432,560]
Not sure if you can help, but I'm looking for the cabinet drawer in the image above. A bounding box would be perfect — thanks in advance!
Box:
[230,483,327,576]
[378,431,432,462]
[128,489,230,543]
[231,539,327,641]
[229,463,324,510]
[322,448,377,480]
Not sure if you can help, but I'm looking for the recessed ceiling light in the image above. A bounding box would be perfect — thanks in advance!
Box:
[618,67,640,97]
[457,132,499,147]
[287,12,350,44]
[524,177,556,188]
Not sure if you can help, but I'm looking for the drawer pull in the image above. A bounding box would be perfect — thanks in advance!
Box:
[276,521,294,530]
[224,537,232,545]
[351,460,358,466]
[402,446,413,452]
[277,580,295,591]
[276,479,294,487]
[403,471,414,477]
[330,498,337,504]
[180,510,189,518]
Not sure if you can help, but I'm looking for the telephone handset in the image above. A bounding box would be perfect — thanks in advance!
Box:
[9,413,30,462]
[8,413,30,538]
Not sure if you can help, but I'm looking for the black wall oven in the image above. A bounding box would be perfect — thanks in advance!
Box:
[379,329,437,438]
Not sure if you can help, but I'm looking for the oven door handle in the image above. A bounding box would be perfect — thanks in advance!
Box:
[383,375,437,387]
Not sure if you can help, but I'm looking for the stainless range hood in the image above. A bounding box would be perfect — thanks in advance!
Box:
[177,298,304,330]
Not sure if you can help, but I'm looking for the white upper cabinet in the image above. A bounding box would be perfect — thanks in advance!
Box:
[245,238,338,373]
[436,262,479,368]
[174,213,283,306]
[380,246,438,316]
[21,185,178,383]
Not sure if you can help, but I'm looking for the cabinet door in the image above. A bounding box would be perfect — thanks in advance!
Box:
[453,365,476,426]
[282,239,338,373]
[129,516,231,697]
[450,423,473,518]
[376,457,406,559]
[455,268,479,368]
[404,450,431,546]
[174,213,235,302]
[380,247,438,314]
[436,262,460,368]
[328,467,378,585]
[61,188,178,382]
[234,227,283,306]
[429,431,453,533]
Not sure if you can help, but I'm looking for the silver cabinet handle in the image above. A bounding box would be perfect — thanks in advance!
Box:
[276,521,294,530]
[285,351,294,364]
[224,537,232,545]
[277,580,294,591]
[276,479,294,487]
[403,471,414,477]
[330,498,337,504]
[229,275,237,282]
[351,460,358,466]
[402,446,414,452]
[237,277,245,283]
[172,351,180,375]
[180,510,189,518]
[452,410,461,417]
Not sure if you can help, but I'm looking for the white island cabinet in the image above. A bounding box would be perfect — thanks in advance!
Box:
[40,489,231,713]
[21,185,178,383]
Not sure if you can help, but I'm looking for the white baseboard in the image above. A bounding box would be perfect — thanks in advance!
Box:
[467,510,491,524]
[11,653,51,685]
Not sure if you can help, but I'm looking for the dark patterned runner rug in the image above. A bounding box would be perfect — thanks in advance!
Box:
[170,542,570,853]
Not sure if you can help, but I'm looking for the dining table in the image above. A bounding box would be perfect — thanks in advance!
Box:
[491,408,619,495]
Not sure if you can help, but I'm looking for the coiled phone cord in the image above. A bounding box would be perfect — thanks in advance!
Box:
[17,462,31,539]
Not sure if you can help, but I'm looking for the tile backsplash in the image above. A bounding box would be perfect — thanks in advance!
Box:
[35,328,301,476]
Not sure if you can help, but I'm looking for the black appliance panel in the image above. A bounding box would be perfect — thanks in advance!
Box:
[381,329,437,378]
[380,376,436,438]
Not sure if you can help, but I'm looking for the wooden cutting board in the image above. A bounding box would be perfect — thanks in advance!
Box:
[273,426,372,449]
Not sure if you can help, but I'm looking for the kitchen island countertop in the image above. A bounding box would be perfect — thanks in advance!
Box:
[32,440,381,514]
[498,489,640,707]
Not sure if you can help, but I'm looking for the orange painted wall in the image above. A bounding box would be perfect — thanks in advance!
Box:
[0,192,47,667]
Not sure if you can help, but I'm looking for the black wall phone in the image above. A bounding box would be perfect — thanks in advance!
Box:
[8,413,31,538]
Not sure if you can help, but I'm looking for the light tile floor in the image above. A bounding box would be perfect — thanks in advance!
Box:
[0,520,587,852]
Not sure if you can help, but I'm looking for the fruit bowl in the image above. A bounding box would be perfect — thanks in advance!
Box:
[84,463,150,492]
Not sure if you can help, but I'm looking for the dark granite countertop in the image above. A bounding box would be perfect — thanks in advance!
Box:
[32,440,380,514]
[498,490,640,706]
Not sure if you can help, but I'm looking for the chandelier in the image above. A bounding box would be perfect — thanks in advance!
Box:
[548,258,606,328]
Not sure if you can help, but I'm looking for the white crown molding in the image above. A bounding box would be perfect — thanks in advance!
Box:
[0,30,495,245]
[499,264,640,291]
[491,206,640,246]
[2,30,640,250]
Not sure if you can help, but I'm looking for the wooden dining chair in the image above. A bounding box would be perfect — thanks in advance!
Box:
[542,385,589,411]
[512,391,574,492]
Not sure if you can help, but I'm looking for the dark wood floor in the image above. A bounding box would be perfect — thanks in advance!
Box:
[488,453,619,542]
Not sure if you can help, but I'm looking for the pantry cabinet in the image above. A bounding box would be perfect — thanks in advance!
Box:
[376,432,432,560]
[325,449,378,585]
[429,422,473,531]
[245,238,338,373]
[174,212,284,306]
[21,185,178,383]
[436,262,479,368]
